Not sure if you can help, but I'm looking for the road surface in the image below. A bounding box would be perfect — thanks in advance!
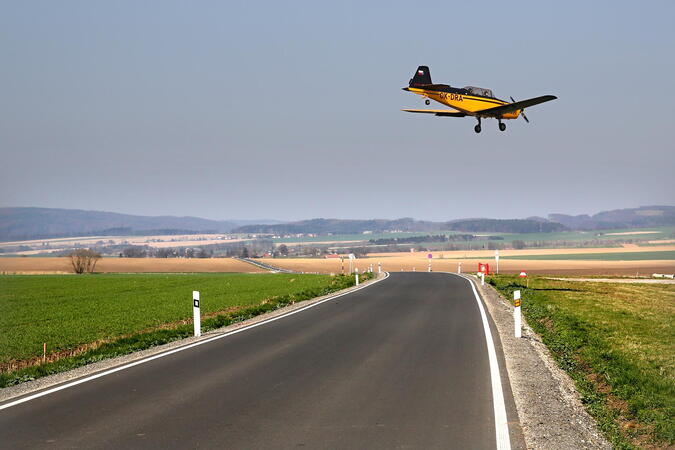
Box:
[0,273,518,449]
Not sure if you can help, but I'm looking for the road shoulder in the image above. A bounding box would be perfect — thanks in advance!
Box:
[474,275,611,449]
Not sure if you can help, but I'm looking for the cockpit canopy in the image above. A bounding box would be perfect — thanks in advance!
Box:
[463,86,494,98]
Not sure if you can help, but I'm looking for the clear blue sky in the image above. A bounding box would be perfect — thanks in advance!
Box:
[1,0,673,221]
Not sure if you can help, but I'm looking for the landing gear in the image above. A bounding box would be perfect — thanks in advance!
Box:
[499,120,506,131]
[425,99,430,105]
[474,117,482,133]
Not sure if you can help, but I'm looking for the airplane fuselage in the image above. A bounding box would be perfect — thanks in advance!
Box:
[404,86,521,119]
[402,66,556,133]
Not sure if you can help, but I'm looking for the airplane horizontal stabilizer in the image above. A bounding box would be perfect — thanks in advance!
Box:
[402,109,466,117]
[474,95,557,117]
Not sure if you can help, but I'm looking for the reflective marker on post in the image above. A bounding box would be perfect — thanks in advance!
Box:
[193,290,201,337]
[514,290,522,338]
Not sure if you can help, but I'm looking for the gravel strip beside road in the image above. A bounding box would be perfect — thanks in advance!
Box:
[474,276,611,449]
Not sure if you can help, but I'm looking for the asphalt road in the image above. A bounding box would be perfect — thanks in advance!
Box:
[0,272,517,449]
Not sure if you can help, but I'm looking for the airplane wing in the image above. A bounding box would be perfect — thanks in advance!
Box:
[402,108,467,117]
[474,95,557,117]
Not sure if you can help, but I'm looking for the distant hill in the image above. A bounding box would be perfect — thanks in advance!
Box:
[3,205,672,242]
[0,207,282,242]
[234,206,674,235]
[549,206,675,230]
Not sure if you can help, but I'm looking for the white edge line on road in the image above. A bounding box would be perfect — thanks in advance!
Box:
[0,272,390,411]
[454,273,511,450]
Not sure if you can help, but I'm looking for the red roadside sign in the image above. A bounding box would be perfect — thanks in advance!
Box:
[519,271,527,278]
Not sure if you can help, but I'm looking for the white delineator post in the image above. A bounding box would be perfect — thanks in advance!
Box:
[355,267,359,286]
[495,250,500,274]
[193,290,201,337]
[514,290,522,338]
[458,262,462,274]
[480,272,485,286]
[378,262,382,274]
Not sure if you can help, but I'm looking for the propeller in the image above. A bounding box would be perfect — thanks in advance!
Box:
[511,96,529,123]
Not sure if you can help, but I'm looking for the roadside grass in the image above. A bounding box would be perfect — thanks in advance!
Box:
[501,250,675,261]
[0,272,369,387]
[488,275,674,448]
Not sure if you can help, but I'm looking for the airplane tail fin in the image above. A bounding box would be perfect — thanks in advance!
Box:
[409,66,432,86]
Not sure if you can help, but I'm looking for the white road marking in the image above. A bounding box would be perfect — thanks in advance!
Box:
[0,273,390,411]
[455,273,511,450]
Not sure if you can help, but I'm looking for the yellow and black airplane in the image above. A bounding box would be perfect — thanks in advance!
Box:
[402,66,557,133]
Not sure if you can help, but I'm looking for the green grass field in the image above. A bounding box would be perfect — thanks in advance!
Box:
[269,227,675,247]
[638,242,675,247]
[502,251,675,261]
[0,273,342,365]
[488,275,674,448]
[270,231,467,244]
[493,226,675,244]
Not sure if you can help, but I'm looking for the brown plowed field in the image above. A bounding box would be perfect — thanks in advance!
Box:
[365,245,675,258]
[2,246,674,276]
[257,246,675,276]
[0,257,265,274]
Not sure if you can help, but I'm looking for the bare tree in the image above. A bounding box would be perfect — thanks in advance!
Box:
[122,246,147,258]
[68,249,102,274]
[512,240,527,249]
[196,247,212,258]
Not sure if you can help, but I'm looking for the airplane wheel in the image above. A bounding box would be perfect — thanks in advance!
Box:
[474,124,481,133]
[499,122,506,131]
[425,99,430,105]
